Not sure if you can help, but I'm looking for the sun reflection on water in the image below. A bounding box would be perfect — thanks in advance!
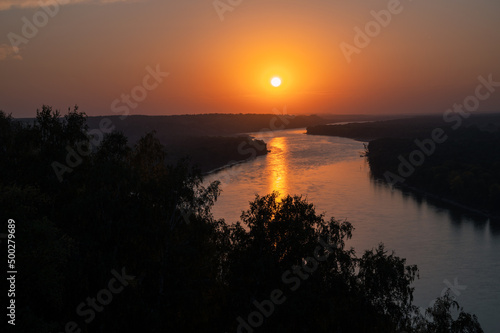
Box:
[266,136,288,199]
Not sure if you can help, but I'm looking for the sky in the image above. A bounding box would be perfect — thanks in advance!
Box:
[1,0,499,117]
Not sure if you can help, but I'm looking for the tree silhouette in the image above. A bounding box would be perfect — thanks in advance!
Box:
[0,107,484,333]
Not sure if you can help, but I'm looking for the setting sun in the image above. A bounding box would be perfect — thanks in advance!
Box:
[271,77,282,87]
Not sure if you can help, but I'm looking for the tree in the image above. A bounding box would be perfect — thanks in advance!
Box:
[1,107,484,333]
[412,291,483,333]
[222,193,482,333]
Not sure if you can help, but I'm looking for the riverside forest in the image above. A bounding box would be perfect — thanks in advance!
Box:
[0,107,485,332]
[307,114,500,219]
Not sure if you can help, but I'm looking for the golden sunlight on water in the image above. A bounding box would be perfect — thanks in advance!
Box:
[266,136,288,199]
[205,129,500,332]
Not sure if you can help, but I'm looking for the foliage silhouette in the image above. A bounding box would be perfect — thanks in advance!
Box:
[0,107,483,332]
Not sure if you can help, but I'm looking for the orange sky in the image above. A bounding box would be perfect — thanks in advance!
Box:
[1,0,499,117]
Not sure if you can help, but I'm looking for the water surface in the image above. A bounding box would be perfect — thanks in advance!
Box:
[205,128,500,332]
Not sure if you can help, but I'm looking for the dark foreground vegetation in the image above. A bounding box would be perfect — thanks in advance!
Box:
[308,114,500,218]
[1,107,483,332]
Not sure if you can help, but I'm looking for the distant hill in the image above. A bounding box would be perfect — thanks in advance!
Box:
[307,113,500,141]
[315,113,404,124]
[85,114,329,145]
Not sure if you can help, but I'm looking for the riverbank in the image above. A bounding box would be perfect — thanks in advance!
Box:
[306,114,500,220]
[389,181,500,221]
[164,135,268,173]
[204,126,500,332]
[366,130,500,219]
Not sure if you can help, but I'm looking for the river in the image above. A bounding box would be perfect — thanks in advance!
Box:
[204,128,500,332]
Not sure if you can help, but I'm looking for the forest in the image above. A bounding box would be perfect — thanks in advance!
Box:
[0,107,484,332]
[308,114,500,218]
[367,127,500,216]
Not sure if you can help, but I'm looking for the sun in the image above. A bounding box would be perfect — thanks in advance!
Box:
[271,77,282,87]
